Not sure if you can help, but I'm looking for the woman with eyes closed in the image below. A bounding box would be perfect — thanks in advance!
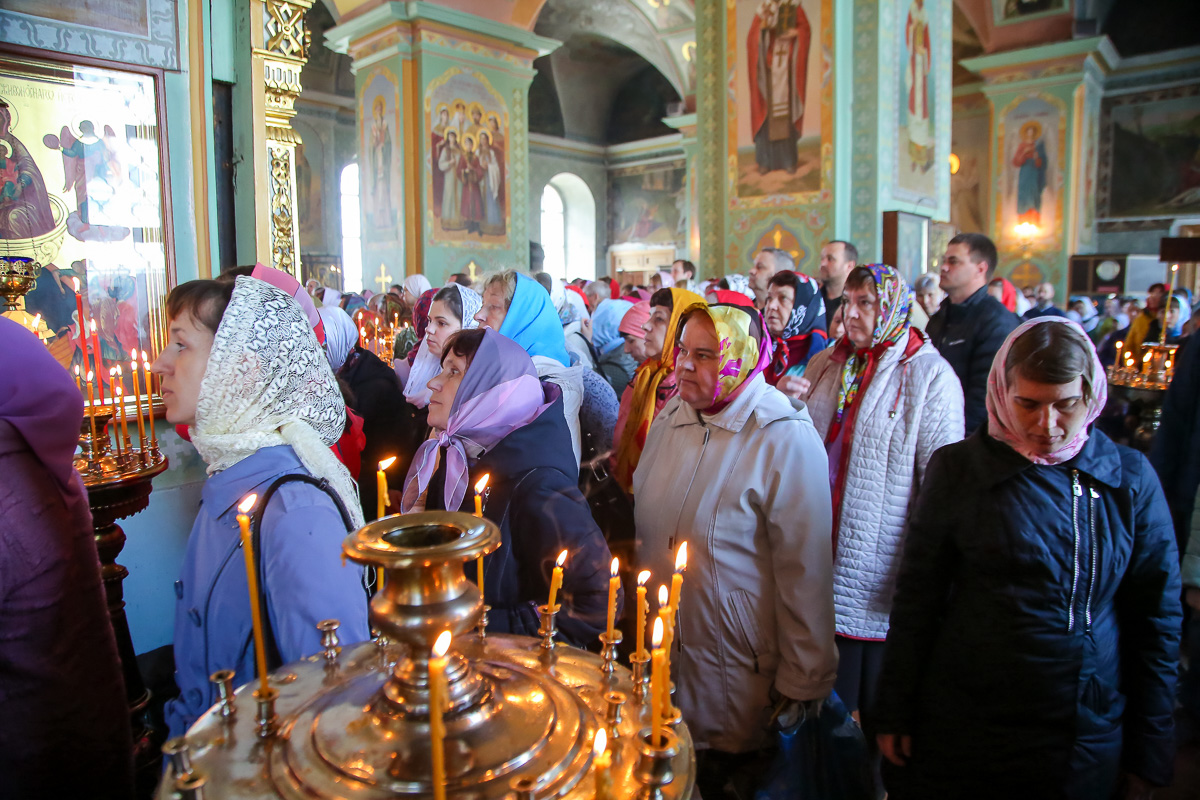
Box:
[400,327,616,646]
[152,277,370,740]
[872,318,1182,800]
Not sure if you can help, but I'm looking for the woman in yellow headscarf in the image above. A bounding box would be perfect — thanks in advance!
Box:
[613,287,705,491]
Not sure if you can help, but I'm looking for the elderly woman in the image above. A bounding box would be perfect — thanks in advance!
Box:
[763,269,827,392]
[872,319,1181,799]
[612,287,705,491]
[153,277,370,738]
[592,298,638,395]
[634,302,837,797]
[0,318,133,798]
[800,264,962,726]
[402,327,616,645]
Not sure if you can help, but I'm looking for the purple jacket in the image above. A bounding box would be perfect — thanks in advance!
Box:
[0,419,133,798]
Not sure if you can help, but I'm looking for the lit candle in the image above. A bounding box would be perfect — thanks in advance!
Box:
[377,456,397,521]
[31,313,41,335]
[129,355,146,449]
[657,584,674,710]
[84,371,98,444]
[359,325,367,350]
[668,542,687,612]
[73,364,81,393]
[236,494,270,693]
[90,319,105,403]
[115,377,130,447]
[111,374,125,458]
[474,473,489,517]
[142,355,156,447]
[429,630,451,800]
[72,278,89,373]
[547,549,567,610]
[636,570,650,658]
[606,557,620,641]
[593,727,612,800]
[650,617,665,746]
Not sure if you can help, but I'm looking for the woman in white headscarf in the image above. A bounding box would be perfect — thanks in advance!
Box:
[153,276,370,740]
[404,283,483,408]
[318,304,359,372]
[402,274,433,307]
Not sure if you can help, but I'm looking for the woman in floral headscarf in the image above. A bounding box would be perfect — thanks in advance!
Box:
[612,286,705,491]
[872,318,1181,799]
[800,264,963,737]
[763,269,828,389]
[634,302,838,794]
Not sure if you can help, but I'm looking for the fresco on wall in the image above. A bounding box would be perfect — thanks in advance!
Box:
[359,67,401,242]
[1103,90,1200,218]
[609,162,686,248]
[897,0,936,199]
[998,0,1065,21]
[997,95,1062,246]
[950,112,987,234]
[426,68,509,245]
[732,0,825,199]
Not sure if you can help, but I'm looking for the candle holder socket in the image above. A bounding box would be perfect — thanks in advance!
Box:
[604,690,626,734]
[598,630,623,675]
[634,727,680,800]
[318,618,341,662]
[477,603,491,639]
[161,736,194,779]
[209,670,236,718]
[510,775,539,800]
[175,771,207,800]
[629,652,650,703]
[254,685,279,738]
[537,604,561,650]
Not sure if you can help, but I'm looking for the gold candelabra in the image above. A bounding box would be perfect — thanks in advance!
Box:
[158,512,696,799]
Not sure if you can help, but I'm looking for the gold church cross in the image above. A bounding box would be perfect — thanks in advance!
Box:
[466,260,480,281]
[375,263,393,292]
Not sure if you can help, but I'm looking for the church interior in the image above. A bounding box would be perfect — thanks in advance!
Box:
[2,0,1200,797]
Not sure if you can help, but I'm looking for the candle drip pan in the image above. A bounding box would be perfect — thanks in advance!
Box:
[160,512,695,799]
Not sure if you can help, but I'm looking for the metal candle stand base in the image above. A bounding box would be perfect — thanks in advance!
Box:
[538,603,561,649]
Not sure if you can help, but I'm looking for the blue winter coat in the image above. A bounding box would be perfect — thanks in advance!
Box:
[165,446,370,738]
[872,429,1181,798]
[425,387,618,648]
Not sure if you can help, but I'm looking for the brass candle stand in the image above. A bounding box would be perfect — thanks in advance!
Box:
[159,511,696,799]
[1107,342,1179,450]
[76,401,169,796]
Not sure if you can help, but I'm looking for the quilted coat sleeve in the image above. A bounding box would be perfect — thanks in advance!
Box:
[914,357,965,485]
[763,418,838,702]
[871,446,962,734]
[1115,453,1182,787]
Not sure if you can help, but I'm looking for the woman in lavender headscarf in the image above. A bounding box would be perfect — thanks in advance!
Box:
[401,327,618,646]
[0,317,133,798]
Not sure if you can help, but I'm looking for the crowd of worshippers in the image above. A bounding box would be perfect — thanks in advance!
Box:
[4,231,1199,800]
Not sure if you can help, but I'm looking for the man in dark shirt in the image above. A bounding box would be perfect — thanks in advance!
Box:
[1022,281,1070,320]
[818,239,858,323]
[925,233,1020,433]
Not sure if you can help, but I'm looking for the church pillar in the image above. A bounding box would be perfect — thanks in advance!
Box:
[664,113,700,264]
[232,0,314,276]
[327,3,558,287]
[961,37,1115,295]
[847,0,953,263]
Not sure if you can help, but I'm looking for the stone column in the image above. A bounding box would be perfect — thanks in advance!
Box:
[327,3,558,285]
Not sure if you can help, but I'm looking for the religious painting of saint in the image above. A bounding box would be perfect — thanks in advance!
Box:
[950,111,988,234]
[425,69,509,247]
[0,53,172,385]
[997,95,1061,247]
[609,162,686,248]
[733,0,826,199]
[359,68,401,240]
[897,0,936,199]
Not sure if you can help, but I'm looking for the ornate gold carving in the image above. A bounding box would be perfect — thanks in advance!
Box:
[269,145,298,274]
[263,0,311,60]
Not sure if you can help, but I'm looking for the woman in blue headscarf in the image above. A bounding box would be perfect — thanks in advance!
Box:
[475,270,583,465]
[592,299,638,395]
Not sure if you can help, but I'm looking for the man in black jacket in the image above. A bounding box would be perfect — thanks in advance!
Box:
[925,233,1019,433]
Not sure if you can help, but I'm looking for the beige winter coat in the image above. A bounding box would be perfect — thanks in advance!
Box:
[633,373,837,753]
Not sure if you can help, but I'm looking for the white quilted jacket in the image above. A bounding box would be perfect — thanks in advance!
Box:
[803,333,964,640]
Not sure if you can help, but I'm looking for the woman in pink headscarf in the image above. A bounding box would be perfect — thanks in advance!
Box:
[873,318,1181,800]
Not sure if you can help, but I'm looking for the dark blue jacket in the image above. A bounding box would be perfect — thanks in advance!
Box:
[872,429,1181,798]
[1150,335,1200,553]
[427,387,619,647]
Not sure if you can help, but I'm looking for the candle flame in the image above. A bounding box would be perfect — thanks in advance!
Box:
[115,364,122,376]
[109,366,117,377]
[675,542,688,572]
[72,277,80,292]
[116,386,123,398]
[86,370,94,382]
[1143,352,1151,362]
[432,630,452,657]
[131,359,137,371]
[556,549,567,568]
[475,473,490,494]
[131,348,137,360]
[637,570,650,586]
[610,557,619,577]
[141,350,148,362]
[32,313,41,329]
[658,585,668,606]
[360,326,367,337]
[1115,341,1123,352]
[652,616,664,647]
[238,493,258,514]
[593,727,607,758]
[74,365,80,376]
[378,456,397,471]
[89,319,97,333]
